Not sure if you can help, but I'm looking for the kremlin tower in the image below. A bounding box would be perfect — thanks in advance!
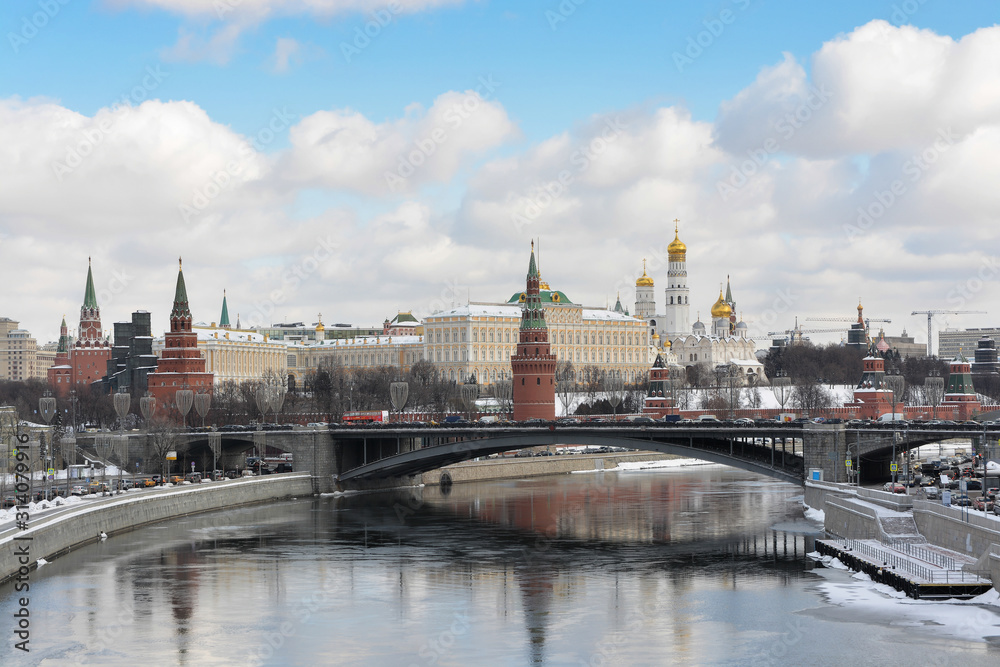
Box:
[48,260,111,395]
[47,316,72,395]
[147,259,214,420]
[511,242,556,421]
[940,351,981,420]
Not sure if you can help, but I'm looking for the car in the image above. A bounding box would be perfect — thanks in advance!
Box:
[556,417,581,425]
[2,495,18,508]
[993,503,1000,517]
[185,472,203,483]
[954,496,973,507]
[733,418,754,426]
[881,482,906,494]
[273,463,294,473]
[973,497,993,512]
[923,486,939,499]
[169,475,184,484]
[631,416,655,424]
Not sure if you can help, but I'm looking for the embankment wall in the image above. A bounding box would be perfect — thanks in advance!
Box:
[0,474,313,584]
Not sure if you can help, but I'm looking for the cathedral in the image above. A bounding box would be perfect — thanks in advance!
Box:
[634,221,762,381]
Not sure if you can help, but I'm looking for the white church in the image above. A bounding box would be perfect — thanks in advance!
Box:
[633,221,763,382]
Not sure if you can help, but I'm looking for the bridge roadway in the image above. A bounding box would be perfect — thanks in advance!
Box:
[73,424,1000,491]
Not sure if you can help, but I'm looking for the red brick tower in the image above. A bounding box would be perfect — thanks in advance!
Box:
[47,315,73,396]
[512,242,556,421]
[70,259,111,387]
[148,259,213,420]
[940,351,981,419]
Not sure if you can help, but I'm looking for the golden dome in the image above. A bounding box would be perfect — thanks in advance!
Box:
[662,337,671,348]
[636,259,654,287]
[668,219,686,256]
[711,290,732,319]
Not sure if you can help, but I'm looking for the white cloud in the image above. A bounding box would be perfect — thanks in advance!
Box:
[270,37,302,73]
[714,21,1000,157]
[281,89,518,195]
[111,0,466,64]
[6,19,1000,351]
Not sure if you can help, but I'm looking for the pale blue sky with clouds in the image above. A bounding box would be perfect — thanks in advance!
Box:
[2,0,999,350]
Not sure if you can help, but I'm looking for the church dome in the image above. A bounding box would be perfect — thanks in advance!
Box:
[668,224,686,257]
[711,290,732,319]
[636,269,654,288]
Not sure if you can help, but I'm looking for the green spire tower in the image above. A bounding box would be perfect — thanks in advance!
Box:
[220,290,231,328]
[170,257,192,321]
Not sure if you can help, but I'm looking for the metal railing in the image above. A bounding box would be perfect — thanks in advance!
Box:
[836,538,984,584]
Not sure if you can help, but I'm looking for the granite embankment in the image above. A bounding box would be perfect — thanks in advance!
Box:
[0,473,313,584]
[422,452,682,484]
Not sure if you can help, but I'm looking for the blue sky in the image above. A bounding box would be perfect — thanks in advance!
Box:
[7,1,994,140]
[2,0,999,349]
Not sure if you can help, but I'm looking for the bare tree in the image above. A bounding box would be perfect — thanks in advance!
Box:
[556,360,576,416]
[145,420,180,481]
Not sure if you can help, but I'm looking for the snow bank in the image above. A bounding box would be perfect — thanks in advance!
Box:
[803,505,826,524]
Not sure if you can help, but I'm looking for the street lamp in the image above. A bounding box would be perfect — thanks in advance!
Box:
[175,388,194,430]
[39,391,57,501]
[773,371,791,418]
[605,373,624,420]
[884,370,905,486]
[113,388,130,495]
[391,381,409,422]
[194,392,211,429]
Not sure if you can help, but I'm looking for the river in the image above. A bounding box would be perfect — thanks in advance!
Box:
[2,463,999,666]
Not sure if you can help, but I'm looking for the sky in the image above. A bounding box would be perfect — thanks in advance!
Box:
[2,0,999,354]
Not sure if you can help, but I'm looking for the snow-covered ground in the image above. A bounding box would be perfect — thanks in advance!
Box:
[810,566,1000,644]
[570,456,720,474]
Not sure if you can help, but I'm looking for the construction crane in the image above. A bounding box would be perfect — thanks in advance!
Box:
[911,310,987,357]
[768,319,847,345]
[806,315,891,340]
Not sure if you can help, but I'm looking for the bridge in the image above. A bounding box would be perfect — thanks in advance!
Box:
[71,423,1000,492]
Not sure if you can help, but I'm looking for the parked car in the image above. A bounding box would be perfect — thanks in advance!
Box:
[70,485,87,497]
[973,497,993,512]
[923,486,939,500]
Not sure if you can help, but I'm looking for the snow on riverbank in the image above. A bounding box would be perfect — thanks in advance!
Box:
[571,457,720,474]
[812,568,1000,644]
[803,505,826,523]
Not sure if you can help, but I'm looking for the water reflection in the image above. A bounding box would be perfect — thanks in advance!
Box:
[2,467,826,666]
